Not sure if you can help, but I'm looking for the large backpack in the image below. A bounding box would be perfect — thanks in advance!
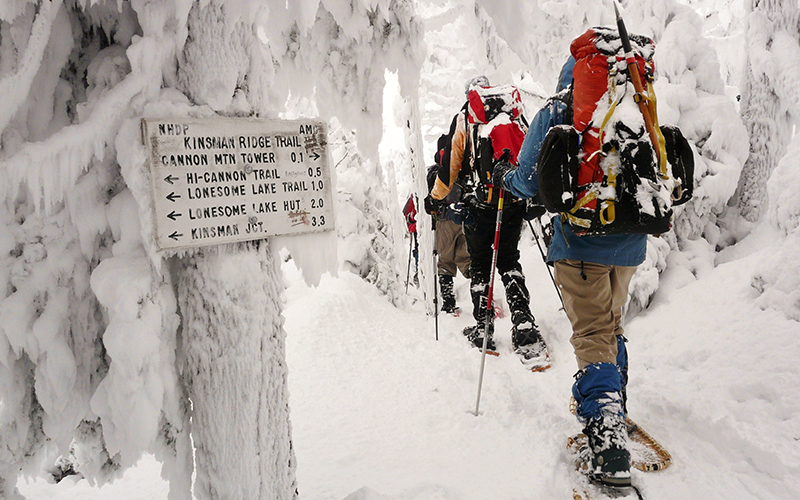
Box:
[464,85,528,205]
[537,27,694,236]
[442,85,528,205]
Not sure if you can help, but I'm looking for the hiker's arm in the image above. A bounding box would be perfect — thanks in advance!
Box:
[431,114,466,200]
[503,100,566,199]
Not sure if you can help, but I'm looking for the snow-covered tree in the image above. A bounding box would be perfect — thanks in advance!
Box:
[333,121,405,304]
[744,0,800,321]
[0,0,425,498]
[735,0,799,222]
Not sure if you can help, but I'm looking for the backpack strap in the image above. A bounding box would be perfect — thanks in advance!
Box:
[459,103,474,189]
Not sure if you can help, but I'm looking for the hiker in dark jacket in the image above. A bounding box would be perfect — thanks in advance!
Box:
[425,164,471,316]
[496,56,643,486]
[428,75,549,369]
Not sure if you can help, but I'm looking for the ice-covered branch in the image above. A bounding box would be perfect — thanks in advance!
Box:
[0,0,63,137]
[0,71,148,212]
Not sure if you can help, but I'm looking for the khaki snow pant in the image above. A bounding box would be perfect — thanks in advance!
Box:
[435,218,471,278]
[554,260,637,370]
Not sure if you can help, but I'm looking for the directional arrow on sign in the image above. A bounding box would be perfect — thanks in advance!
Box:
[310,151,321,161]
[166,192,181,202]
[167,211,182,221]
[164,174,179,184]
[169,231,183,241]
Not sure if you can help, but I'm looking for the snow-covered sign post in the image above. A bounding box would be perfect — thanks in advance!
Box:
[142,117,334,249]
[0,0,423,497]
[140,116,334,500]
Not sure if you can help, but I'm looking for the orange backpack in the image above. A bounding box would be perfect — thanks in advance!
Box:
[538,27,693,236]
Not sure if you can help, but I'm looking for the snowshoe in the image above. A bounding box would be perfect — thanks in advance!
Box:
[512,324,550,371]
[514,339,551,372]
[463,324,498,355]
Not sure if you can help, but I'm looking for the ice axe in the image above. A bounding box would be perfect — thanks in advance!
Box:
[613,0,668,179]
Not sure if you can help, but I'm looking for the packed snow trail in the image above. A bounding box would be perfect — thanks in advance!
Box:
[17,227,800,500]
[282,233,583,500]
[282,227,800,500]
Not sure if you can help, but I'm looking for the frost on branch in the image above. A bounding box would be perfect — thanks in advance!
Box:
[332,121,403,305]
[751,133,800,322]
[735,0,799,223]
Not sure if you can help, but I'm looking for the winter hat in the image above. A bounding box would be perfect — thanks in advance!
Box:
[465,75,489,95]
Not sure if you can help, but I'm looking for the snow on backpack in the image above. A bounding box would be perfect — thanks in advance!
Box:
[464,84,527,205]
[537,27,694,236]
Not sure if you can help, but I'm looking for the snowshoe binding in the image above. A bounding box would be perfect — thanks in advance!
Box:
[463,324,498,355]
[567,431,643,500]
[441,302,461,317]
[583,415,632,487]
[512,323,551,372]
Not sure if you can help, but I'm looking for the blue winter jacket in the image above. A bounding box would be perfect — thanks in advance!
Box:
[503,57,646,267]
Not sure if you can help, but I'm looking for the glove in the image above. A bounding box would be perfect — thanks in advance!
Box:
[424,194,440,215]
[524,202,547,221]
[448,201,475,226]
[462,190,480,210]
[491,161,515,190]
[524,194,547,221]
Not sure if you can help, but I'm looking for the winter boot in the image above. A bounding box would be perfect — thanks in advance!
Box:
[439,274,459,314]
[573,363,630,486]
[469,276,490,323]
[501,267,532,322]
[463,323,496,352]
[584,414,631,486]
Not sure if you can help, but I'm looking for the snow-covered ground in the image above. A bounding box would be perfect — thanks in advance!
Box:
[19,222,800,499]
[6,1,800,499]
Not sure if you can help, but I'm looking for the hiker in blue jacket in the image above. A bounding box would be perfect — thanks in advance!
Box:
[494,56,644,486]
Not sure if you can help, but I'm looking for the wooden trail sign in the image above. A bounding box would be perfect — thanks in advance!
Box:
[142,117,334,251]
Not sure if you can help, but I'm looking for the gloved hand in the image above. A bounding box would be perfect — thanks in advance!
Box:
[448,201,474,226]
[491,161,515,189]
[524,202,547,221]
[462,190,480,210]
[424,194,443,215]
[523,194,547,221]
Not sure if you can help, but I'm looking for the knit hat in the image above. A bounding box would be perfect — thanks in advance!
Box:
[464,75,489,95]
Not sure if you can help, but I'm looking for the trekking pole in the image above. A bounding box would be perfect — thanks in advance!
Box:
[474,187,504,416]
[404,233,413,293]
[433,250,439,341]
[527,218,566,311]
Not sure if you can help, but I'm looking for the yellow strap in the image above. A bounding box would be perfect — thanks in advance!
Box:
[564,190,597,229]
[598,76,621,147]
[564,212,592,229]
[600,201,615,224]
[604,144,618,225]
[646,80,669,179]
[571,190,597,211]
[593,74,620,227]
